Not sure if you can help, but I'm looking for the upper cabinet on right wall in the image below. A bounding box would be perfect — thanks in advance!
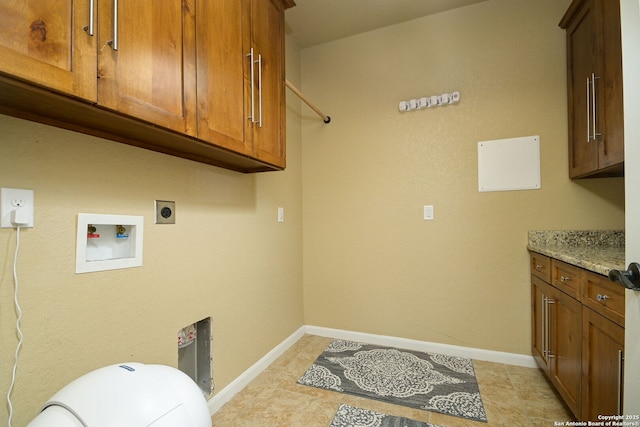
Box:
[560,0,624,178]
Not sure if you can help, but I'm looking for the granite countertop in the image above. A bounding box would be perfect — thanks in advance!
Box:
[527,230,625,276]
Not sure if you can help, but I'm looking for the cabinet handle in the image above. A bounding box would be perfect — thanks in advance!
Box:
[596,293,609,302]
[257,53,263,128]
[591,73,600,140]
[586,76,591,142]
[107,0,119,51]
[536,264,544,270]
[547,297,556,359]
[543,296,555,360]
[542,295,547,357]
[546,297,555,359]
[560,275,572,282]
[246,50,263,127]
[247,48,256,123]
[83,0,95,36]
[586,73,602,142]
[618,349,624,414]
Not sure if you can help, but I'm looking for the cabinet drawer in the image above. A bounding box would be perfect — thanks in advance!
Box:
[530,252,551,282]
[552,259,581,298]
[582,270,625,326]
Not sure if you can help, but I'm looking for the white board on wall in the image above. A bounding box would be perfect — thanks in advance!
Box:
[477,135,541,192]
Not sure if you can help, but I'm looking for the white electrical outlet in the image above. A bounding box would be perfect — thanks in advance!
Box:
[277,207,284,223]
[1,188,34,228]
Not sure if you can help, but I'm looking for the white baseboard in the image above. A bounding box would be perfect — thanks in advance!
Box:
[207,325,537,415]
[207,326,306,415]
[305,325,537,368]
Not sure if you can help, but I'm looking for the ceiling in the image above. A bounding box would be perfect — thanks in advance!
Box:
[284,0,489,49]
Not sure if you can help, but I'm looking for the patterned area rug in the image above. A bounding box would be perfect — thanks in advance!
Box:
[298,340,487,422]
[330,404,442,427]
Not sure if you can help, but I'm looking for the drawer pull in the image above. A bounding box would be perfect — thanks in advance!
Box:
[536,264,544,270]
[596,293,609,302]
[560,276,572,282]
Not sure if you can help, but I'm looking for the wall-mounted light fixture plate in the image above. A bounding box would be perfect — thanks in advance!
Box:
[155,200,176,224]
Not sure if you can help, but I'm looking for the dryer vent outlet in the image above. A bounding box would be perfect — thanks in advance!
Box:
[155,200,175,224]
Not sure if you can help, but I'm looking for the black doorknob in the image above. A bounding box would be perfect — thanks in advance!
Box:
[609,262,640,291]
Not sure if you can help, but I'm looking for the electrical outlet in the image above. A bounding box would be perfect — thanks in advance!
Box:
[1,188,34,228]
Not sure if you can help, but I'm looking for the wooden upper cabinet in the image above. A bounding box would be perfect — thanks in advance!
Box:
[97,0,197,136]
[560,0,624,178]
[195,0,249,154]
[248,0,287,168]
[196,0,292,168]
[0,0,96,101]
[0,0,295,172]
[562,0,596,177]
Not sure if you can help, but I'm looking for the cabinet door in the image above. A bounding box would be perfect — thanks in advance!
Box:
[532,276,550,374]
[549,286,583,418]
[97,0,196,135]
[248,0,286,168]
[597,0,624,169]
[582,308,624,420]
[562,0,623,177]
[564,0,598,177]
[195,0,250,154]
[0,0,96,101]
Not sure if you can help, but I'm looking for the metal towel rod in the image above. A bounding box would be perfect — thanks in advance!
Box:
[285,79,331,124]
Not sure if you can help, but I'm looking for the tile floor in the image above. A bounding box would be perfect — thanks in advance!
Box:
[211,334,573,426]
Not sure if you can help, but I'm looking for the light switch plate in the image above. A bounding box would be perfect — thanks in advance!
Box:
[423,205,434,221]
[155,200,175,224]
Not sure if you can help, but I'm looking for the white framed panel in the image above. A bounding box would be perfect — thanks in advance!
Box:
[478,135,541,192]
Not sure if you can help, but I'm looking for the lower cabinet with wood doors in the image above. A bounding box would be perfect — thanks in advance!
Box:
[530,251,625,420]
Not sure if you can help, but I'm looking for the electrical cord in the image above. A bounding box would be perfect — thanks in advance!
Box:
[6,225,24,427]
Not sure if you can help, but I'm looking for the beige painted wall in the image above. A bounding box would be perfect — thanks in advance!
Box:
[0,1,629,424]
[301,0,625,354]
[0,39,303,426]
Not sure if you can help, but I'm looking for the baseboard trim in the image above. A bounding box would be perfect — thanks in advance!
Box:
[207,325,306,415]
[305,325,537,368]
[207,325,537,415]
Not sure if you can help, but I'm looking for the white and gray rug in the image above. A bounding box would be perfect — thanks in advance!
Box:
[330,404,442,427]
[298,340,487,423]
